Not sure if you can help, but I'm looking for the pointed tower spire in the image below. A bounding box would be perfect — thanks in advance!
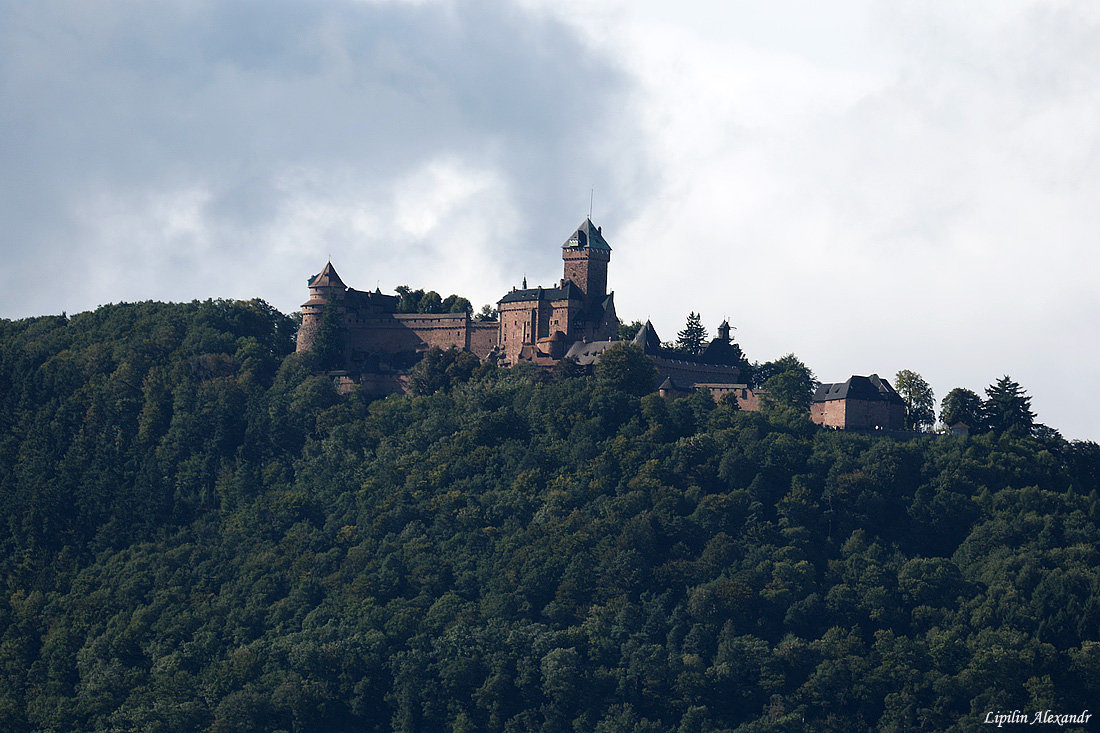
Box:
[632,320,662,353]
[308,261,346,289]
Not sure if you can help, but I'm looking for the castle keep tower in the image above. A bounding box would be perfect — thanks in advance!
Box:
[497,219,617,365]
[561,218,611,298]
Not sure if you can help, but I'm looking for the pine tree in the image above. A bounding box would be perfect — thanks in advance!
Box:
[675,312,707,355]
[985,375,1035,435]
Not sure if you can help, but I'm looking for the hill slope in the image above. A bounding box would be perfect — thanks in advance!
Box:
[1,301,1099,732]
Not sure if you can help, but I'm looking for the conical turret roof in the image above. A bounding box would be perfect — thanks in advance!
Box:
[308,261,346,289]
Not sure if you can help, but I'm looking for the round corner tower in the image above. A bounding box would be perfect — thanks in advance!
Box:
[296,262,347,353]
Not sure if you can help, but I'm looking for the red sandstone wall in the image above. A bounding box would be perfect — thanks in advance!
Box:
[469,322,499,359]
[345,317,422,353]
[702,385,761,411]
[499,301,534,364]
[811,399,907,430]
[843,399,906,430]
[395,313,470,351]
[811,400,846,428]
[339,313,471,357]
[296,315,319,352]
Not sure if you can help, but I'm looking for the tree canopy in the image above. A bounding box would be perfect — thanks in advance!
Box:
[941,377,1039,437]
[312,297,346,370]
[594,341,659,396]
[0,301,1097,732]
[394,285,473,316]
[617,319,645,342]
[757,354,819,412]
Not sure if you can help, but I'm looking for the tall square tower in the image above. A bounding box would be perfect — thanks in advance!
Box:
[561,218,611,297]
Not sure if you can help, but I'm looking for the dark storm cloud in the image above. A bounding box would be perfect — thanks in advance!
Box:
[0,0,639,317]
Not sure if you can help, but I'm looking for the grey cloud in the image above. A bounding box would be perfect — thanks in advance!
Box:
[0,0,641,317]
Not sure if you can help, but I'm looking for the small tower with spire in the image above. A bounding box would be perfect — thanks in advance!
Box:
[717,320,732,343]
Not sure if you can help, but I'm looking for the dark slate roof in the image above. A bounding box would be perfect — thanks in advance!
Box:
[632,320,662,353]
[632,320,739,371]
[813,374,905,405]
[562,218,611,252]
[498,280,585,305]
[582,292,614,323]
[717,320,732,342]
[563,339,620,365]
[701,338,742,367]
[873,375,905,404]
[345,287,399,311]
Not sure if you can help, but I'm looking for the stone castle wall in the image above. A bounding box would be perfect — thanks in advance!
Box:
[651,356,741,389]
[469,321,500,359]
[296,316,321,353]
[811,400,846,428]
[700,384,760,412]
[395,313,471,351]
[498,301,537,364]
[811,399,905,430]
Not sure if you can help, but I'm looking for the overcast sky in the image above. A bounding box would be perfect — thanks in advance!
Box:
[3,0,1099,440]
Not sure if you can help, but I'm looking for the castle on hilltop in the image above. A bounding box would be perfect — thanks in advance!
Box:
[295,218,747,396]
[296,218,619,376]
[295,217,908,429]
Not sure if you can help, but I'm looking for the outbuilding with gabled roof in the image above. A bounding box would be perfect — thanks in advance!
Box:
[811,374,906,430]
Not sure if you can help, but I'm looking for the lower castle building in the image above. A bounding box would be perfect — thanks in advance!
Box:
[810,374,906,430]
[564,318,758,408]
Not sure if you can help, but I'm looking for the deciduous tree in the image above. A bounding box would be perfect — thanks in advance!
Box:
[757,355,818,411]
[940,387,984,432]
[312,298,345,371]
[895,369,935,430]
[595,343,658,396]
[617,319,645,342]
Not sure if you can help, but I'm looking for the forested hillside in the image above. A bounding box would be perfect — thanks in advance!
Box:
[1,301,1099,732]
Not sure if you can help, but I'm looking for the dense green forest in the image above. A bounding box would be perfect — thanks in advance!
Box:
[1,300,1099,732]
